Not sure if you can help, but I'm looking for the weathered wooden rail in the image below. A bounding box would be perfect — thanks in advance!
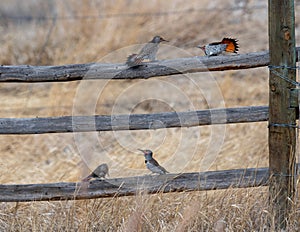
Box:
[0,166,272,202]
[0,47,299,82]
[0,105,269,134]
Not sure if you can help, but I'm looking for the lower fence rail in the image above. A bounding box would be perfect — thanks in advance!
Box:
[0,166,278,202]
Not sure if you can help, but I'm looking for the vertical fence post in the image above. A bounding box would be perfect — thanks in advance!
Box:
[268,0,297,229]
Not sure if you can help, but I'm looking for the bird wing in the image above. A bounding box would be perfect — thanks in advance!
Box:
[149,159,168,174]
[138,43,152,56]
[94,165,108,177]
[150,158,160,166]
[158,165,168,173]
[208,41,222,46]
[138,43,158,60]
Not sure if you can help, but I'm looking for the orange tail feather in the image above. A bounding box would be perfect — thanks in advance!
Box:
[221,38,239,53]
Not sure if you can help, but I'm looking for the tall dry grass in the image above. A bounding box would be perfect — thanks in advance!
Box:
[1,188,299,231]
[0,0,300,231]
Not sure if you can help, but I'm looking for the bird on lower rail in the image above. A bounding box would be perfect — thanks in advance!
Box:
[138,149,168,175]
[126,35,168,67]
[82,163,109,181]
[197,37,239,56]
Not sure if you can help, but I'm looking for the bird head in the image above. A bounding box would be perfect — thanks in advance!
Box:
[197,45,206,51]
[138,149,153,160]
[151,36,168,43]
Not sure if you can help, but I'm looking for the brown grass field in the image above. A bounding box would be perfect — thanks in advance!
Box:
[0,0,300,231]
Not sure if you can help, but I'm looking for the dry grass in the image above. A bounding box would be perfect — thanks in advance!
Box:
[1,188,299,231]
[0,0,300,231]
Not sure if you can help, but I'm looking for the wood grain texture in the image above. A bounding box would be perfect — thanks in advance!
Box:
[0,166,272,202]
[0,105,269,134]
[0,48,298,82]
[268,0,297,228]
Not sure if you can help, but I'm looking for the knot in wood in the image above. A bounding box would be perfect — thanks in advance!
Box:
[282,27,291,41]
[270,84,276,92]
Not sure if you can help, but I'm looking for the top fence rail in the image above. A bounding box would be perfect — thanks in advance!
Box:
[2,48,299,83]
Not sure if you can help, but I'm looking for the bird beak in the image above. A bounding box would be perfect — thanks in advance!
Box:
[138,149,146,154]
[197,45,205,50]
[161,38,169,42]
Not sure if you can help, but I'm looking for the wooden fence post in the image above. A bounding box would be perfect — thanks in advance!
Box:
[268,0,297,229]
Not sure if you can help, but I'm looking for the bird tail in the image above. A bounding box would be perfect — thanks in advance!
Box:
[126,54,143,67]
[221,38,239,53]
[81,174,92,182]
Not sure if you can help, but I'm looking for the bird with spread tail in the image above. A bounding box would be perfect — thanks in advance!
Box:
[82,163,109,181]
[197,38,239,56]
[126,35,168,67]
[138,149,168,174]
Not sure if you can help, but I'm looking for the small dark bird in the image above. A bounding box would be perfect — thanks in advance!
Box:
[197,38,239,56]
[82,163,109,181]
[138,149,168,174]
[126,35,168,67]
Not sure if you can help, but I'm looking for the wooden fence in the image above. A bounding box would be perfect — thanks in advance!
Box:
[0,0,298,228]
[0,48,298,199]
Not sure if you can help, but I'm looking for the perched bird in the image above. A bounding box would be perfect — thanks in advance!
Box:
[197,38,239,56]
[82,163,109,181]
[126,35,168,67]
[138,149,168,174]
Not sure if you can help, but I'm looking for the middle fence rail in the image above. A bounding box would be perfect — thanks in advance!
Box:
[0,106,269,134]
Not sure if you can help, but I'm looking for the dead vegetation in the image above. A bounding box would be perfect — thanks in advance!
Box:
[0,0,299,231]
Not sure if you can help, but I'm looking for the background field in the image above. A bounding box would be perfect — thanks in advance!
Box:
[0,0,299,231]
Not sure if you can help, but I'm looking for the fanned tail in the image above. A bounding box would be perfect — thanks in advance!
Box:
[221,38,239,53]
[126,54,143,67]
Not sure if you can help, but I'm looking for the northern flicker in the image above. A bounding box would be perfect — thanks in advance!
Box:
[82,163,109,181]
[197,38,239,56]
[126,36,168,67]
[138,149,168,174]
